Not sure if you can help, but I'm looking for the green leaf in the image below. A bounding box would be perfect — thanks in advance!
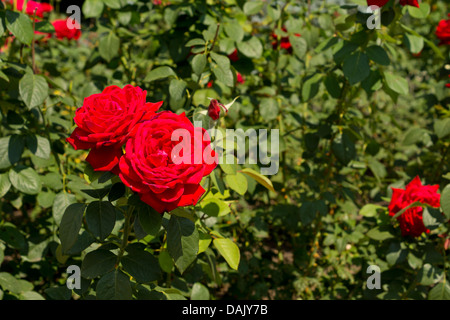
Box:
[360,204,384,217]
[185,38,205,47]
[366,226,395,241]
[423,208,444,231]
[384,72,409,95]
[366,45,390,66]
[225,172,248,196]
[0,137,12,169]
[386,242,407,266]
[237,37,262,59]
[166,215,199,274]
[213,238,240,270]
[82,0,105,18]
[240,168,275,192]
[45,286,72,300]
[417,264,443,286]
[144,66,177,82]
[19,73,49,109]
[440,184,450,220]
[35,20,55,33]
[9,166,42,195]
[192,54,207,76]
[103,0,122,9]
[198,232,212,254]
[200,197,230,217]
[191,282,210,300]
[434,118,450,139]
[0,272,32,294]
[404,34,424,54]
[402,127,427,146]
[0,173,11,197]
[138,206,162,236]
[342,51,370,85]
[108,182,125,202]
[324,74,341,98]
[59,203,86,254]
[85,201,117,241]
[169,78,187,110]
[81,249,117,279]
[407,2,430,19]
[53,192,76,226]
[0,223,27,252]
[290,36,307,59]
[368,157,387,181]
[121,250,161,283]
[428,281,450,300]
[332,132,356,165]
[5,11,33,45]
[99,32,120,62]
[8,135,24,165]
[259,97,279,121]
[302,73,322,102]
[96,270,132,300]
[26,134,51,159]
[224,22,243,42]
[243,1,264,15]
[158,250,174,273]
[211,62,234,87]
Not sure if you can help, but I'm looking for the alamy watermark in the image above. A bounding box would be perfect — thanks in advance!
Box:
[366,265,381,289]
[66,5,81,30]
[171,122,280,175]
[66,265,81,290]
[366,5,381,30]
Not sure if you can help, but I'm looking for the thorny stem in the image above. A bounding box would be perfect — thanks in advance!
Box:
[210,23,220,53]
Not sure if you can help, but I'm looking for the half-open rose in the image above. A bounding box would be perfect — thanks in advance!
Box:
[118,111,218,213]
[67,85,162,173]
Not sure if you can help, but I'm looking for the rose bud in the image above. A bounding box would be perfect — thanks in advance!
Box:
[207,99,227,121]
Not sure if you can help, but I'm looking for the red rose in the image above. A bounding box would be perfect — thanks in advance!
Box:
[271,27,300,53]
[207,99,227,121]
[399,0,419,8]
[228,49,239,62]
[6,0,53,18]
[436,17,450,45]
[237,72,245,84]
[25,0,53,17]
[366,0,389,8]
[388,176,440,237]
[67,85,162,173]
[52,18,81,40]
[118,111,217,213]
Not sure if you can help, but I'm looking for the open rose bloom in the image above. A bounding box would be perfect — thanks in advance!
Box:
[119,111,218,213]
[388,176,441,237]
[67,85,162,174]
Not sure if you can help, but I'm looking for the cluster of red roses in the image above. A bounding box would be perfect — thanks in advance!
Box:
[388,177,442,238]
[2,0,81,41]
[67,85,217,213]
